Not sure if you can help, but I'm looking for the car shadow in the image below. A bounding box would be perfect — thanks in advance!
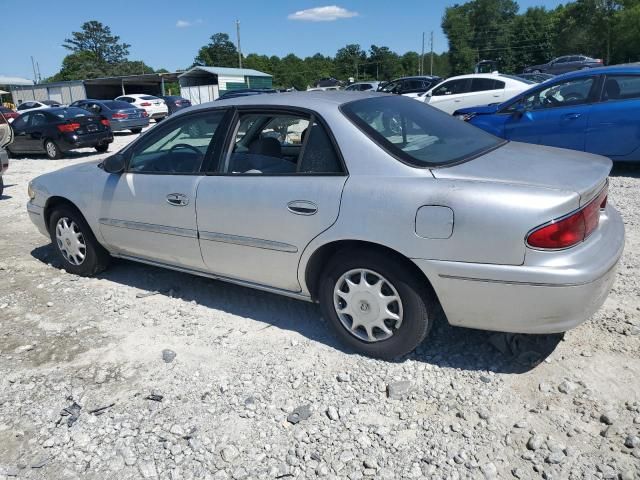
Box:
[30,244,562,374]
[610,163,640,178]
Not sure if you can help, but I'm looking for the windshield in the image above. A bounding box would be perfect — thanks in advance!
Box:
[50,107,92,119]
[141,95,159,100]
[341,96,504,167]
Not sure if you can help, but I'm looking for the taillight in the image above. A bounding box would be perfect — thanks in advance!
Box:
[595,59,603,64]
[111,112,128,119]
[527,185,608,250]
[140,102,151,107]
[101,119,110,127]
[174,101,181,106]
[141,111,149,117]
[57,122,80,133]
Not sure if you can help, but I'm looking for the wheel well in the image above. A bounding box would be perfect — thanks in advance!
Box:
[304,240,438,303]
[43,196,83,231]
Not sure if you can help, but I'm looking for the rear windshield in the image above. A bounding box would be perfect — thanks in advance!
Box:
[140,95,159,100]
[341,96,504,167]
[102,100,135,109]
[49,107,92,119]
[499,74,534,84]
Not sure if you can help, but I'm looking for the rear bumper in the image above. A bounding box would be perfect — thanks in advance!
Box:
[415,205,625,333]
[60,132,113,151]
[111,119,149,131]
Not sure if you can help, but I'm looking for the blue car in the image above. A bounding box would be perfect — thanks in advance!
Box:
[70,99,150,134]
[454,65,640,162]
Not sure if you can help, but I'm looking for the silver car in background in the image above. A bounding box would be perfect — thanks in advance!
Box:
[26,92,625,358]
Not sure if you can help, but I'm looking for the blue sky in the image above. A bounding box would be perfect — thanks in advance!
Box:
[2,0,566,80]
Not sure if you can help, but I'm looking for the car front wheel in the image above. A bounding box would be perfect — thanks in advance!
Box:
[130,128,142,134]
[318,250,433,359]
[49,205,110,276]
[95,144,109,153]
[44,140,62,160]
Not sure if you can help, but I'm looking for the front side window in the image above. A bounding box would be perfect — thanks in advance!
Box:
[341,96,503,167]
[379,81,400,93]
[432,79,471,96]
[602,75,640,101]
[12,113,30,129]
[522,77,595,110]
[128,111,224,174]
[226,112,342,174]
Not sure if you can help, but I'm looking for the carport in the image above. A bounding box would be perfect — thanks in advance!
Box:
[10,73,181,105]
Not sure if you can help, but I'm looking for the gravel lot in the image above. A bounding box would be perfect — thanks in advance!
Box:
[0,130,639,480]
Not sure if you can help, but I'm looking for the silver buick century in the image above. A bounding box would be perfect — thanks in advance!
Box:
[27,92,625,358]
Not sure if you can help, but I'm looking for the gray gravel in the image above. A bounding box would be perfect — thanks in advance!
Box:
[0,136,639,479]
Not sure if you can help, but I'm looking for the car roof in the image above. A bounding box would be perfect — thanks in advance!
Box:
[194,91,384,115]
[548,64,640,82]
[391,75,440,81]
[120,93,158,98]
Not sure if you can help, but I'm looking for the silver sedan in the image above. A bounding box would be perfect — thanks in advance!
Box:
[26,92,625,358]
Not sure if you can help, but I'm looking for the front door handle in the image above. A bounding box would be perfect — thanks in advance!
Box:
[287,200,317,215]
[166,193,189,206]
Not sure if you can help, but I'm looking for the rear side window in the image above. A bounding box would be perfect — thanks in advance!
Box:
[103,101,135,109]
[470,78,502,92]
[432,79,471,96]
[602,75,640,101]
[341,96,503,167]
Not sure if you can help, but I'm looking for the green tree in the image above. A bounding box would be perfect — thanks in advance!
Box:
[334,44,366,80]
[64,21,130,64]
[368,45,402,80]
[194,33,239,67]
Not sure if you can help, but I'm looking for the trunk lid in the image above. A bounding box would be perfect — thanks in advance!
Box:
[432,141,611,206]
[67,114,108,135]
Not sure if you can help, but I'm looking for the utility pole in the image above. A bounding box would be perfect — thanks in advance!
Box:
[430,31,434,76]
[236,20,243,69]
[31,56,38,84]
[36,61,42,83]
[420,32,425,75]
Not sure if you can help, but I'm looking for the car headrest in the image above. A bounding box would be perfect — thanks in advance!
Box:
[249,137,281,157]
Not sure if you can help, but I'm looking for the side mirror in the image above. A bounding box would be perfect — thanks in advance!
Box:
[102,153,126,174]
[512,103,526,118]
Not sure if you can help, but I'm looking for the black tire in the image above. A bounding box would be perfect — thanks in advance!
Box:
[48,205,110,276]
[44,139,62,160]
[95,144,109,153]
[318,249,434,359]
[130,128,142,134]
[0,176,3,197]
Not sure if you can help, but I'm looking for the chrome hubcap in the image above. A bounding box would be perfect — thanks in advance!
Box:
[55,217,86,266]
[333,268,403,343]
[46,142,56,157]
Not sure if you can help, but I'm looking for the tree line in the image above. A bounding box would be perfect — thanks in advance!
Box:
[46,0,640,88]
[443,0,640,75]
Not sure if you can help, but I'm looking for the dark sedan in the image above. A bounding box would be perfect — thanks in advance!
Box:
[159,95,192,115]
[71,99,149,133]
[7,107,113,159]
[523,55,603,74]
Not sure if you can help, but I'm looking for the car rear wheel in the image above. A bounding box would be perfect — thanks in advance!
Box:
[95,144,109,153]
[318,250,433,359]
[130,128,142,134]
[44,140,62,160]
[48,205,110,276]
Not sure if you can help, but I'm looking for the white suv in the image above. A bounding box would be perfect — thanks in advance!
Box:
[115,94,168,122]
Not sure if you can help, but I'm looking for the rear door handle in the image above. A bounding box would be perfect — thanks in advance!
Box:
[166,193,189,206]
[287,200,317,215]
